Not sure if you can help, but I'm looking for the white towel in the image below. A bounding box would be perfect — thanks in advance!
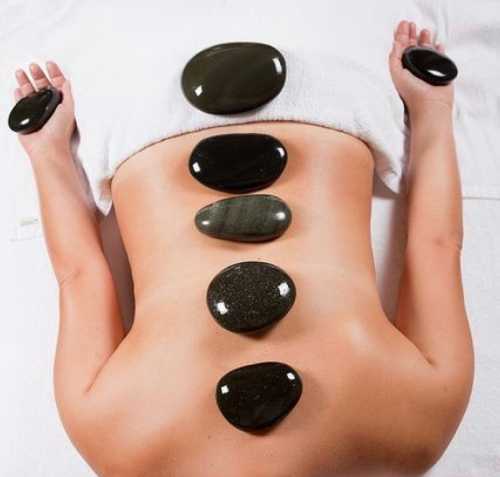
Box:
[1,0,500,241]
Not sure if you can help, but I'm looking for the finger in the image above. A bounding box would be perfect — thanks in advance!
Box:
[29,63,51,90]
[61,78,73,106]
[394,20,407,41]
[14,87,22,101]
[419,28,433,47]
[409,22,418,45]
[15,69,35,95]
[389,38,405,73]
[391,35,406,61]
[395,20,411,50]
[46,61,66,88]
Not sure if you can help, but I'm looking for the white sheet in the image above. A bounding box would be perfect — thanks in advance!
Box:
[2,0,500,230]
[1,0,499,475]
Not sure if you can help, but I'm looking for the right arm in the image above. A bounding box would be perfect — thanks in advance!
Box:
[395,104,472,379]
[12,62,126,446]
[393,98,474,472]
[388,19,474,379]
[388,20,474,464]
[404,105,463,250]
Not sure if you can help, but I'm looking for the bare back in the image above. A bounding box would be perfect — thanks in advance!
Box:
[71,121,444,477]
[15,20,472,477]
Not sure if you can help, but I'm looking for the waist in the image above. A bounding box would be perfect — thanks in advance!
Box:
[110,121,376,316]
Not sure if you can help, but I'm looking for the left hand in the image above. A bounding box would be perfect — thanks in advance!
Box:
[388,20,454,118]
[13,61,75,160]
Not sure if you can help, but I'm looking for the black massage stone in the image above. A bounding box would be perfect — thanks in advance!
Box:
[188,133,287,193]
[194,194,292,242]
[215,361,303,430]
[8,86,62,134]
[206,261,296,333]
[402,46,458,86]
[181,42,286,114]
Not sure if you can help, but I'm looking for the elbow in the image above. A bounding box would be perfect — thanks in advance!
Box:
[56,267,83,288]
[406,233,463,254]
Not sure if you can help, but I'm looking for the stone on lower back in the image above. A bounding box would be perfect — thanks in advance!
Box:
[215,361,303,430]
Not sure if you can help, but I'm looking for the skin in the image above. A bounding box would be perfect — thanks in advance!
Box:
[14,20,474,477]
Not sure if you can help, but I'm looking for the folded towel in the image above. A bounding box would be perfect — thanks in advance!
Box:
[1,0,500,242]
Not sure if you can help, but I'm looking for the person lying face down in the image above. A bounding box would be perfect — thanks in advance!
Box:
[11,19,472,477]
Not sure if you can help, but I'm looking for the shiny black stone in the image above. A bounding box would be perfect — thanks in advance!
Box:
[8,86,63,134]
[215,361,303,430]
[402,46,458,86]
[194,194,292,242]
[181,42,286,114]
[206,261,296,333]
[189,133,287,193]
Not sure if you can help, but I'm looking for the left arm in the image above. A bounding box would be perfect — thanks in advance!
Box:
[13,62,125,428]
[15,62,106,283]
[32,147,126,415]
[30,146,105,285]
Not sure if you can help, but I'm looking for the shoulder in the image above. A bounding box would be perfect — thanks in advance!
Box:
[340,316,470,474]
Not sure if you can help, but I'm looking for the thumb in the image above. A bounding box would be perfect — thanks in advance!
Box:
[61,78,71,98]
[389,40,404,75]
[58,79,74,110]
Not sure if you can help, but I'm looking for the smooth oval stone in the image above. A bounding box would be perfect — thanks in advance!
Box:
[194,194,292,242]
[189,133,287,193]
[206,261,296,333]
[8,87,63,134]
[402,46,458,86]
[181,42,286,114]
[215,361,303,430]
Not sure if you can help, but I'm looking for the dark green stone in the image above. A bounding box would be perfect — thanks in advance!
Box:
[215,361,303,430]
[206,261,296,333]
[402,46,458,86]
[8,87,62,134]
[194,194,292,242]
[181,42,286,114]
[188,133,287,193]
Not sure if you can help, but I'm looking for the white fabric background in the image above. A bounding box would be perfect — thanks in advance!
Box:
[0,0,499,476]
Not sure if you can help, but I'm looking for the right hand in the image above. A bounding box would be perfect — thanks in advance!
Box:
[389,20,454,117]
[13,61,75,161]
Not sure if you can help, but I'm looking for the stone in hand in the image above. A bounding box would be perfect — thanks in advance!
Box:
[402,46,458,86]
[8,86,62,134]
